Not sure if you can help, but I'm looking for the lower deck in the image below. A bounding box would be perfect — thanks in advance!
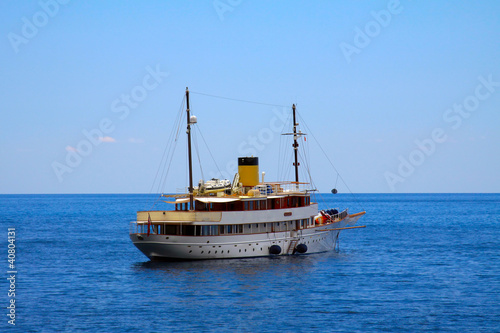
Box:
[130,211,365,260]
[130,210,349,237]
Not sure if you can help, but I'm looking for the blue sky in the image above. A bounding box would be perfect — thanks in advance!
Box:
[1,0,499,194]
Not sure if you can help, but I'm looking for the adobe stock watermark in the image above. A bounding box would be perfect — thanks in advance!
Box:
[385,74,499,191]
[207,106,290,180]
[213,0,243,21]
[7,0,70,54]
[339,0,404,64]
[51,64,169,183]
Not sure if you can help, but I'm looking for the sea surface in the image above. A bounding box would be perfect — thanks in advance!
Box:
[1,193,499,332]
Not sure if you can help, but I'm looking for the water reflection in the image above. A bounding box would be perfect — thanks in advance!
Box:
[132,254,322,277]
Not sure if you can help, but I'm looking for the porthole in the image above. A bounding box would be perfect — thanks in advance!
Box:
[201,251,204,254]
[208,251,211,254]
[189,250,192,253]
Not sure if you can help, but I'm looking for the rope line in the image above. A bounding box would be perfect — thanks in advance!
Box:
[296,110,365,211]
[190,91,289,108]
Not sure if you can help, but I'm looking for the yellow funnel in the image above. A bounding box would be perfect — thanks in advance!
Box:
[238,157,259,187]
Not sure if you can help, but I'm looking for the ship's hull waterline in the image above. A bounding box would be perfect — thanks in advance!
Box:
[130,214,363,260]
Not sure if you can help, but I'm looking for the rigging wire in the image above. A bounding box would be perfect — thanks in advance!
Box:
[277,109,293,181]
[158,98,185,194]
[299,139,312,185]
[149,97,183,193]
[196,124,223,179]
[190,91,290,108]
[149,96,186,209]
[192,126,205,182]
[296,110,365,211]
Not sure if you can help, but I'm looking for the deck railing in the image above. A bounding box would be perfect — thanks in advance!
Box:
[329,209,348,222]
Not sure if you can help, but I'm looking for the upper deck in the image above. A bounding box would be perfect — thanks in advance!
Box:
[165,181,313,212]
[137,181,317,223]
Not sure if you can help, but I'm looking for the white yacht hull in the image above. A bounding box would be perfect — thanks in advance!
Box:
[130,214,363,260]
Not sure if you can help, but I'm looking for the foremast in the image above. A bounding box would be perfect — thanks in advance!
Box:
[186,87,195,210]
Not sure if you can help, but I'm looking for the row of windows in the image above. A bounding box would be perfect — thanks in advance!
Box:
[176,196,311,212]
[135,218,315,236]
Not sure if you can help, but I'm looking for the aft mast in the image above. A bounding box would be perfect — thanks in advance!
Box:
[282,104,304,190]
[292,104,299,184]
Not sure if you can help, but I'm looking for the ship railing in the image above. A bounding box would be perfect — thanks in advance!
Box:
[130,221,159,235]
[328,209,348,222]
[130,221,137,234]
[129,221,152,234]
[260,182,312,196]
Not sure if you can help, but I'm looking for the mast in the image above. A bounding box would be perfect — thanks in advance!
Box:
[292,104,299,184]
[186,87,194,210]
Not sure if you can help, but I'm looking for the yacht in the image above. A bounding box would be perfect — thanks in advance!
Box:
[130,88,365,260]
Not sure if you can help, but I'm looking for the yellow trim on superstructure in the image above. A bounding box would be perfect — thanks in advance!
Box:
[137,211,222,222]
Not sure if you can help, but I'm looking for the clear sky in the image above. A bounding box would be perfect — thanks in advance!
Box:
[1,0,499,194]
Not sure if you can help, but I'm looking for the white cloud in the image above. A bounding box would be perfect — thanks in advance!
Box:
[99,136,116,143]
[128,137,144,143]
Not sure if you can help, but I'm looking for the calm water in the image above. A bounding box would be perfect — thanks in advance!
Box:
[1,193,499,332]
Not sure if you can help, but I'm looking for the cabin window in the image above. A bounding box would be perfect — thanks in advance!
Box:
[227,225,233,234]
[201,226,210,236]
[183,225,195,236]
[163,225,177,235]
[244,202,248,210]
[210,225,218,236]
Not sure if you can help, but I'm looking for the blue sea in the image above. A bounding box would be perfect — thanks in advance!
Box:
[1,193,499,332]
